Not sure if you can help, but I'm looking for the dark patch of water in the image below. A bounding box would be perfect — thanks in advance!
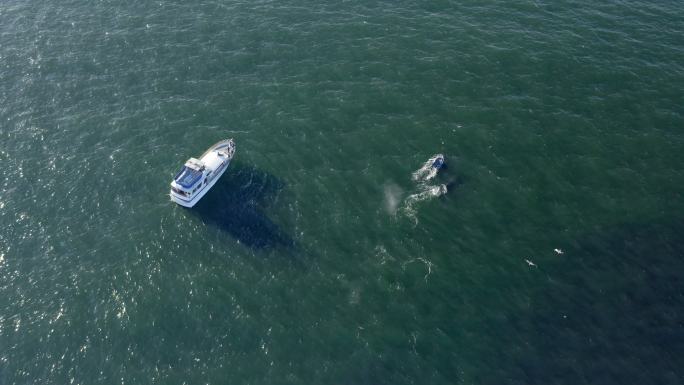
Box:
[190,163,295,250]
[498,219,684,385]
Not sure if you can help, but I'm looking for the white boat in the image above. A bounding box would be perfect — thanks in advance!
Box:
[170,139,235,208]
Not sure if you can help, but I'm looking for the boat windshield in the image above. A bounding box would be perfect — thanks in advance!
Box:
[174,166,203,188]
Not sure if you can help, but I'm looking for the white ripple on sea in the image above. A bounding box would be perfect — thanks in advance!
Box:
[402,184,447,223]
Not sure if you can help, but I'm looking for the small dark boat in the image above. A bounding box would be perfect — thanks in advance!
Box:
[432,155,445,169]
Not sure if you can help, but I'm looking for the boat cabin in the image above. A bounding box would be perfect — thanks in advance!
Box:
[170,158,206,197]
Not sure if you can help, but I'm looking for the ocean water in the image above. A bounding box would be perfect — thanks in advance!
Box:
[1,0,683,384]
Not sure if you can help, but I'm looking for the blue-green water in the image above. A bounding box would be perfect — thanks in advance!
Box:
[1,1,683,384]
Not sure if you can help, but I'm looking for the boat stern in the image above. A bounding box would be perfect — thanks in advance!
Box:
[169,182,197,207]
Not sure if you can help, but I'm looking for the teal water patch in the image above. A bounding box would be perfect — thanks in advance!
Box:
[1,0,683,384]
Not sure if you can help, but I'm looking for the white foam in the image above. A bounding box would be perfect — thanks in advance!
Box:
[402,184,447,220]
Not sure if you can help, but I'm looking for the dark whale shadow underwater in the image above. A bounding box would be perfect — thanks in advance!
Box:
[189,163,295,250]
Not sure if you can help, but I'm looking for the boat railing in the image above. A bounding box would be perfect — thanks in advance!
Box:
[200,138,234,159]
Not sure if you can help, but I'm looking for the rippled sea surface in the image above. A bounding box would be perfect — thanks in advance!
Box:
[1,1,683,384]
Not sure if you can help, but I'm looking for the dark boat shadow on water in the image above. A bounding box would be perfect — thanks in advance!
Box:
[189,163,295,251]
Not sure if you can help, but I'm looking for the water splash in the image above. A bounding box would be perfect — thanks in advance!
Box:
[383,183,404,215]
[402,184,447,220]
[400,154,449,222]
